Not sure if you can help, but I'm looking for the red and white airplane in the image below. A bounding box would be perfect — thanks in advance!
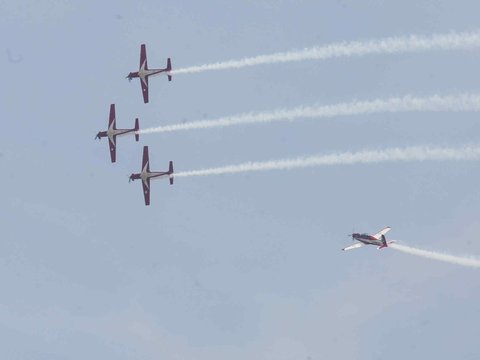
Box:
[342,226,395,251]
[129,146,174,206]
[126,44,172,104]
[95,104,139,163]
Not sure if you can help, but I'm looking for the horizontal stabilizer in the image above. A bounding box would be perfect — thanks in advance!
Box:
[135,118,140,141]
[167,58,172,81]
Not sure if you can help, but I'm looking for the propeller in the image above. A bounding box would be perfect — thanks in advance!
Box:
[347,227,356,240]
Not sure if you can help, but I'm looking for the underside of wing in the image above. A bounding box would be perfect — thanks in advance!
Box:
[142,178,151,206]
[108,136,116,163]
[142,146,150,172]
[140,44,147,70]
[140,76,149,103]
[108,104,116,129]
[342,242,366,251]
[373,226,391,240]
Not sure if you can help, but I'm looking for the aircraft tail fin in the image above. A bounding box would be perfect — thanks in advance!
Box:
[169,161,174,185]
[134,118,139,141]
[378,234,389,250]
[167,58,172,81]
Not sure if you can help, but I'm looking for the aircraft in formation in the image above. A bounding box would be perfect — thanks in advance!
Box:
[129,146,174,206]
[96,44,174,205]
[97,43,398,252]
[126,44,172,104]
[342,226,395,251]
[95,104,139,163]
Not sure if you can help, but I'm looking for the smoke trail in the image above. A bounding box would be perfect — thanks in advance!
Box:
[175,145,480,178]
[139,93,480,134]
[389,243,480,268]
[172,30,480,75]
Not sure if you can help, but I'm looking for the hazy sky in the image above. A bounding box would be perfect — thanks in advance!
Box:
[1,1,480,359]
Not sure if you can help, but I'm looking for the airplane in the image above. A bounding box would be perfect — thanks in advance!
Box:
[126,44,172,104]
[342,226,395,251]
[129,146,174,206]
[95,104,139,163]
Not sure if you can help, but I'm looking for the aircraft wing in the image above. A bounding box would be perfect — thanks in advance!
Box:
[373,226,391,240]
[142,146,150,172]
[108,136,116,163]
[140,76,149,103]
[342,242,365,251]
[142,178,151,206]
[140,44,148,70]
[108,104,116,129]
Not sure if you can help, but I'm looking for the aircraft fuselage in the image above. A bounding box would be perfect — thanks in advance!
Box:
[96,127,136,141]
[107,127,136,139]
[140,171,170,182]
[139,68,170,78]
[127,68,171,81]
[352,233,384,246]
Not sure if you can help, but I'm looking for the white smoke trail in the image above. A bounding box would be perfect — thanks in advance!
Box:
[172,30,480,75]
[175,145,480,178]
[389,243,480,268]
[140,93,480,134]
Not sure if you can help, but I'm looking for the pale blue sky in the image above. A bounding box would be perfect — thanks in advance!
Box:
[1,1,480,359]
